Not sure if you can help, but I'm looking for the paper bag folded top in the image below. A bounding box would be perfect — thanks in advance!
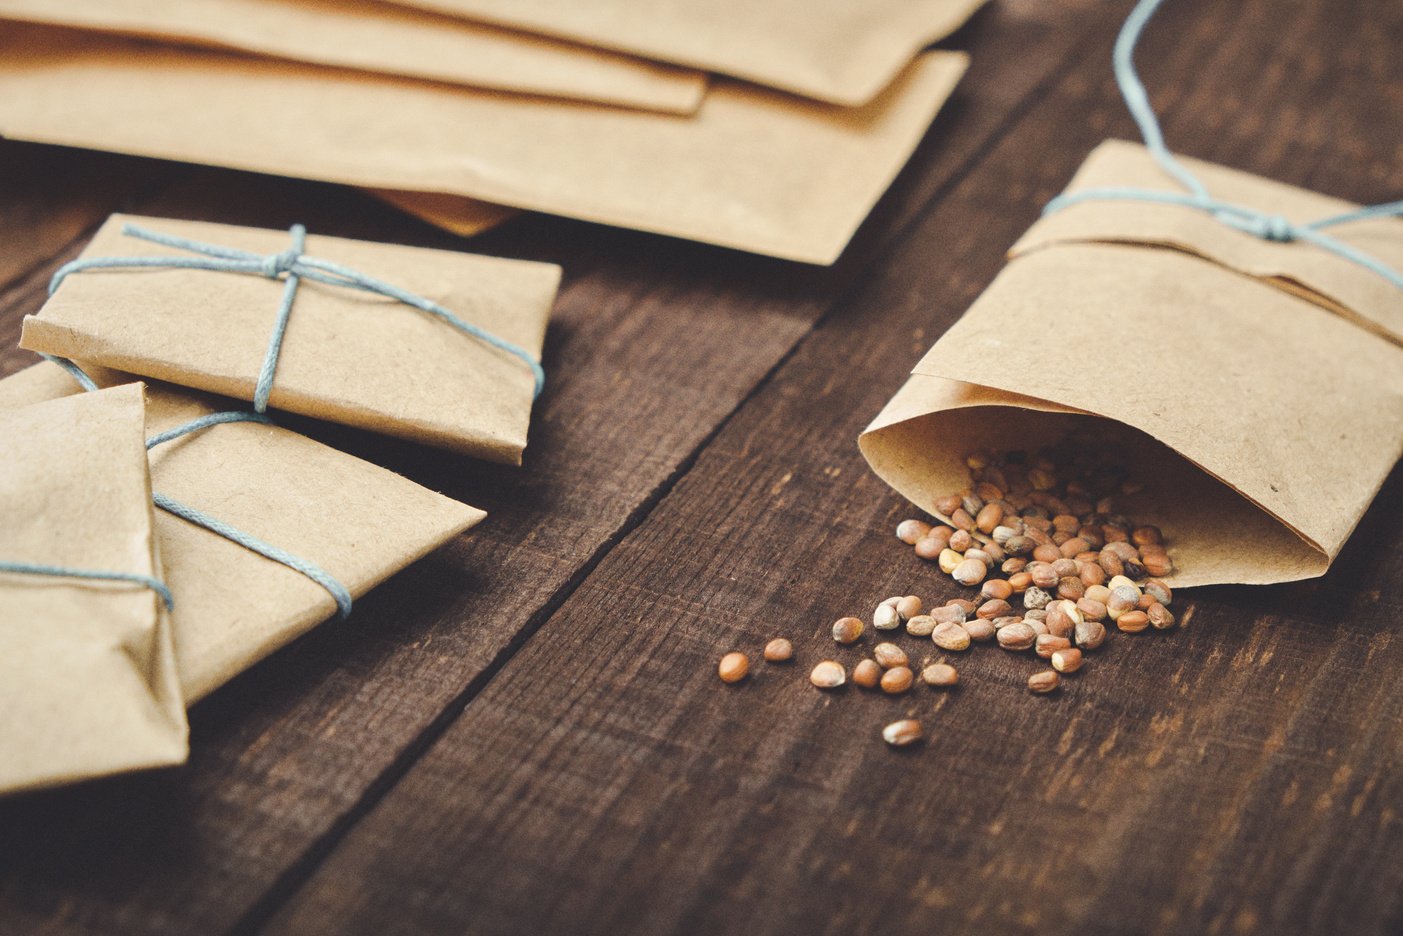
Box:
[384,0,986,106]
[0,0,707,114]
[19,214,560,463]
[1,384,188,795]
[0,362,485,702]
[861,142,1403,587]
[0,27,968,264]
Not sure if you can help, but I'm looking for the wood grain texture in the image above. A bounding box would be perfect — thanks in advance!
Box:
[259,1,1403,934]
[0,4,1099,935]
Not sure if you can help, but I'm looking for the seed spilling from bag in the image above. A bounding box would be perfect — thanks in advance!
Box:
[718,652,749,684]
[882,719,923,747]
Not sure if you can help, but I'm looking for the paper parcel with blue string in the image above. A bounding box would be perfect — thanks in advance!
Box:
[861,140,1403,588]
[0,361,484,704]
[1,384,189,795]
[19,214,560,465]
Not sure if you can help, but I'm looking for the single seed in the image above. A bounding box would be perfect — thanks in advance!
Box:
[882,719,923,748]
[1132,525,1163,546]
[1137,594,1156,611]
[993,615,1023,630]
[962,495,984,518]
[952,558,988,586]
[852,659,882,689]
[1144,579,1173,605]
[1085,584,1111,604]
[1028,670,1061,694]
[965,547,994,567]
[1051,647,1084,673]
[950,508,976,532]
[1030,564,1059,589]
[1052,513,1080,534]
[1075,618,1108,650]
[938,548,965,574]
[1079,562,1106,587]
[1076,597,1108,622]
[949,529,974,552]
[762,638,793,663]
[1004,534,1033,556]
[873,604,902,631]
[881,666,914,694]
[1026,618,1049,636]
[977,599,1014,621]
[1057,577,1086,601]
[1036,634,1072,658]
[832,616,864,644]
[932,620,972,651]
[1147,602,1176,630]
[1099,551,1125,578]
[997,622,1037,651]
[975,481,1004,502]
[718,652,750,683]
[934,494,963,515]
[914,536,944,560]
[931,604,967,626]
[1002,557,1028,575]
[946,598,978,615]
[895,595,923,621]
[962,618,996,642]
[1023,608,1047,622]
[810,660,847,688]
[1023,586,1052,610]
[1008,571,1033,591]
[1117,610,1150,633]
[992,524,1019,545]
[976,503,1004,534]
[874,642,909,669]
[1033,543,1062,564]
[922,663,959,687]
[905,614,936,637]
[1142,552,1174,577]
[1108,574,1140,593]
[981,579,1014,601]
[896,519,933,545]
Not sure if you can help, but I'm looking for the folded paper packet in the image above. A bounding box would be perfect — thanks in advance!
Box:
[861,141,1403,587]
[384,0,986,106]
[18,213,560,463]
[0,362,485,702]
[0,0,706,113]
[0,26,968,264]
[1,384,188,795]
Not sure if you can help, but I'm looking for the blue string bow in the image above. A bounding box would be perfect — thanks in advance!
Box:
[49,221,546,410]
[1042,0,1403,290]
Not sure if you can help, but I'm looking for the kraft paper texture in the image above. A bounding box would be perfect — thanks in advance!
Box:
[0,26,969,264]
[19,214,560,463]
[861,143,1403,587]
[0,384,188,795]
[382,0,987,106]
[364,188,520,238]
[0,362,485,702]
[0,0,706,113]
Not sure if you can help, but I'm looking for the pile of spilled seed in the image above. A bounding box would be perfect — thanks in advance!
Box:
[717,448,1181,748]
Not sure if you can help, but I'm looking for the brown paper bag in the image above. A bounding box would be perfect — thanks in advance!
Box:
[0,362,485,702]
[1,384,188,795]
[382,0,986,106]
[861,141,1403,588]
[0,0,706,113]
[0,25,968,264]
[364,189,520,238]
[19,213,560,463]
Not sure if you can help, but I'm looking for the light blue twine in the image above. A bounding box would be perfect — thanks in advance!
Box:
[0,560,174,610]
[49,221,546,409]
[1042,0,1403,289]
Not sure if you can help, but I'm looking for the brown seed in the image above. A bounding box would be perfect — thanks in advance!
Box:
[718,652,750,683]
[1008,571,1033,592]
[880,666,914,694]
[1030,564,1059,589]
[1032,543,1062,564]
[1085,584,1112,604]
[945,598,978,616]
[1147,602,1176,630]
[1059,537,1091,559]
[1144,579,1173,606]
[932,620,972,651]
[1045,602,1079,638]
[874,642,909,669]
[1075,618,1108,650]
[997,622,1037,651]
[1002,557,1028,575]
[1098,551,1125,578]
[962,618,996,642]
[934,494,963,516]
[1035,634,1072,658]
[905,614,936,637]
[1023,609,1048,622]
[810,660,847,688]
[1050,558,1078,578]
[1117,610,1150,633]
[852,659,882,689]
[1079,562,1106,587]
[977,599,1013,621]
[950,508,976,532]
[762,639,793,663]
[1076,597,1108,622]
[914,536,944,560]
[965,548,994,567]
[1137,594,1156,611]
[952,558,988,586]
[1004,534,1033,556]
[1142,552,1174,577]
[922,663,959,687]
[1132,525,1163,546]
[1028,670,1061,694]
[895,595,923,621]
[832,616,864,644]
[976,503,1004,534]
[975,481,1004,502]
[948,529,974,552]
[1026,618,1049,636]
[981,578,1014,601]
[1052,513,1080,534]
[931,604,967,626]
[1057,577,1086,601]
[896,519,933,545]
[1051,647,1084,673]
[1028,468,1056,491]
[882,719,923,747]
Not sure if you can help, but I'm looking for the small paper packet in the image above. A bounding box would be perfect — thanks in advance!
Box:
[861,141,1403,587]
[19,213,560,463]
[0,362,485,702]
[1,384,188,795]
[0,0,706,114]
[383,0,986,106]
[0,26,968,264]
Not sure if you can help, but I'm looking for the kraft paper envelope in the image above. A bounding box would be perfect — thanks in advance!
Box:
[0,362,485,702]
[0,0,706,113]
[382,0,987,106]
[0,26,969,264]
[19,214,561,463]
[1,384,188,795]
[861,142,1403,588]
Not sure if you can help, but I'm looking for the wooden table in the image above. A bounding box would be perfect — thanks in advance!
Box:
[2,1,1399,933]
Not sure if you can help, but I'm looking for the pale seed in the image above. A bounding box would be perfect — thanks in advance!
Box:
[1144,579,1173,605]
[881,666,914,694]
[952,558,988,586]
[882,719,923,747]
[718,652,749,683]
[810,660,847,688]
[1035,634,1072,658]
[762,639,793,663]
[1028,670,1061,694]
[832,616,864,644]
[873,604,902,631]
[1051,647,1084,673]
[932,620,972,651]
[1085,584,1111,604]
[896,519,933,545]
[1023,586,1052,610]
[997,622,1037,651]
[962,618,996,642]
[1075,618,1107,650]
[852,659,882,689]
[905,614,936,637]
[874,642,909,669]
[938,548,965,574]
[922,663,959,687]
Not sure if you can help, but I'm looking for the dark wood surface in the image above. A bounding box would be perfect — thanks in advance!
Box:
[1,1,1400,934]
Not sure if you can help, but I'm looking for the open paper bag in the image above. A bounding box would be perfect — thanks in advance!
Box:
[1,384,187,795]
[0,0,706,114]
[19,214,559,463]
[861,141,1403,587]
[0,362,484,702]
